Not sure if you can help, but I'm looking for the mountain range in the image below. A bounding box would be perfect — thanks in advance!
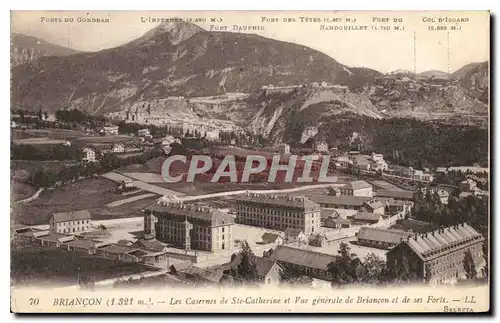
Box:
[11,21,489,144]
[11,33,80,67]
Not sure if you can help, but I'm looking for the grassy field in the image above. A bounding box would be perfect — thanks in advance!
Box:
[11,177,157,225]
[11,248,157,287]
[11,129,88,141]
[11,160,76,180]
[74,135,133,145]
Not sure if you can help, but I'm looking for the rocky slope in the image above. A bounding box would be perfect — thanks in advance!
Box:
[11,21,380,114]
[452,61,489,104]
[11,33,79,67]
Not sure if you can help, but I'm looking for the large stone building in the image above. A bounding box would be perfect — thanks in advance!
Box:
[49,210,92,234]
[235,193,321,235]
[144,201,235,252]
[386,223,486,284]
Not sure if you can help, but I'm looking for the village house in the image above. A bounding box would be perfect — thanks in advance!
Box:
[375,189,415,201]
[362,199,385,215]
[283,227,307,244]
[37,232,75,248]
[323,215,351,229]
[351,212,383,225]
[437,189,450,205]
[265,245,337,282]
[371,153,384,162]
[137,128,151,137]
[313,140,329,153]
[226,254,283,285]
[112,143,125,153]
[309,195,373,210]
[261,233,284,245]
[356,227,414,249]
[279,143,291,155]
[340,180,373,197]
[102,125,119,135]
[460,179,478,192]
[49,210,92,234]
[386,223,486,284]
[236,193,321,235]
[82,147,96,162]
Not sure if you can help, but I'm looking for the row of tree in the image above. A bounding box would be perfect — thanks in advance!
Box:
[11,144,84,161]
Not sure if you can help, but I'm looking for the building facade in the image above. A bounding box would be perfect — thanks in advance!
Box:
[265,245,337,282]
[82,148,96,162]
[144,201,235,252]
[386,223,486,284]
[235,193,321,235]
[340,180,373,197]
[356,227,414,249]
[49,210,92,234]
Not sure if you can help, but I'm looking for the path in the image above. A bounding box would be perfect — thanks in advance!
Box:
[106,193,156,208]
[15,188,44,204]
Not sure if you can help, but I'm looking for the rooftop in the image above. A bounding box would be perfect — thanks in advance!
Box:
[357,227,414,244]
[228,254,280,277]
[375,190,414,200]
[310,195,373,206]
[237,193,320,212]
[342,180,372,191]
[400,223,484,260]
[51,210,91,223]
[270,245,337,271]
[145,202,235,226]
[353,212,381,221]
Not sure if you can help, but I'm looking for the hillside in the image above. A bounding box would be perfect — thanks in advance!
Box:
[11,21,381,114]
[11,33,79,67]
[452,61,489,104]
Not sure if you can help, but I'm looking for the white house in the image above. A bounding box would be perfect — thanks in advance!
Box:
[82,147,96,162]
[112,144,125,153]
[371,153,384,162]
[137,129,151,137]
[340,180,373,197]
[313,140,329,153]
[49,210,92,234]
[279,143,290,155]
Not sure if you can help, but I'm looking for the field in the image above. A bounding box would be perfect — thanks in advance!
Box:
[11,160,75,176]
[11,180,37,202]
[11,177,158,225]
[11,128,88,141]
[74,134,133,145]
[11,248,157,287]
[12,137,68,145]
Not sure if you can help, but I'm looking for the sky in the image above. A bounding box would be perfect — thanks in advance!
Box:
[11,10,490,73]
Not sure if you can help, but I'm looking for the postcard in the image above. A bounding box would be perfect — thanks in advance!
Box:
[10,10,490,313]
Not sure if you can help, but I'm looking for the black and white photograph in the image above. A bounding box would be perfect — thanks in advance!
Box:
[9,10,490,313]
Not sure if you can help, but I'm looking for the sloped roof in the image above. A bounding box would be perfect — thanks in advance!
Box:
[270,245,337,271]
[229,254,280,277]
[401,223,484,261]
[363,199,385,210]
[342,180,372,190]
[353,212,381,221]
[310,195,372,206]
[357,227,414,244]
[284,227,304,238]
[237,193,320,212]
[146,202,234,226]
[376,190,414,200]
[51,210,91,223]
[261,233,283,243]
[133,237,168,252]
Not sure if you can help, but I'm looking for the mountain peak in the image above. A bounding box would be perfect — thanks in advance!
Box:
[139,19,204,45]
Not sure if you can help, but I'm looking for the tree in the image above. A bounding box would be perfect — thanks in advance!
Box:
[361,253,386,284]
[463,250,477,280]
[279,266,313,287]
[43,111,49,120]
[327,242,364,286]
[231,240,259,284]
